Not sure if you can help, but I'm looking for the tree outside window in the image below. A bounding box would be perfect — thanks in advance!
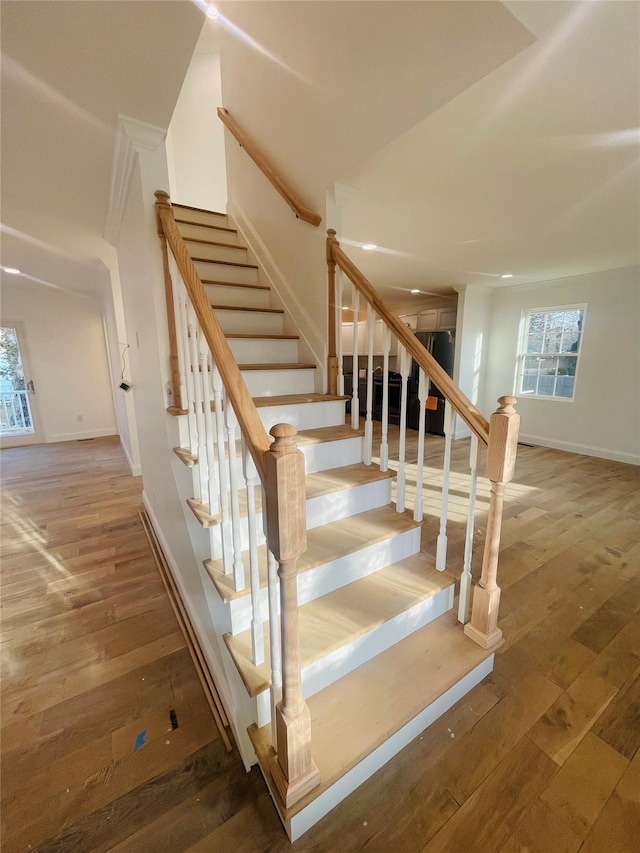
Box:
[517,306,586,400]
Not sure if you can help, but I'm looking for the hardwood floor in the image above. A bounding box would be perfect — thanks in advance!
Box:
[1,432,639,851]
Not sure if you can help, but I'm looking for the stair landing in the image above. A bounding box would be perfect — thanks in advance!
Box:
[250,610,493,841]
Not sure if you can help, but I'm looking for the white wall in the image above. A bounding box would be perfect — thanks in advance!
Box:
[1,282,117,442]
[484,266,640,465]
[453,285,492,439]
[167,21,227,211]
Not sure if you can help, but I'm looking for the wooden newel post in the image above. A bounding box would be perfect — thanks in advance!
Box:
[464,396,520,650]
[154,190,182,410]
[264,423,320,808]
[326,229,339,396]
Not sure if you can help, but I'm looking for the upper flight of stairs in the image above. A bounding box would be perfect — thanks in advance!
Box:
[168,202,494,841]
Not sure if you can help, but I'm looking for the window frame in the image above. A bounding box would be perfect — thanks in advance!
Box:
[515,303,587,403]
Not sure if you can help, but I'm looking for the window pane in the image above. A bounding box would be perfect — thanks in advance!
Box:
[556,376,575,398]
[527,334,543,354]
[543,312,564,353]
[528,313,546,335]
[538,374,556,396]
[522,374,537,393]
[560,309,584,353]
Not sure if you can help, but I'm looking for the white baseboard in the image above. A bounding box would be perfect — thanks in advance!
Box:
[50,427,119,443]
[226,197,326,378]
[519,432,640,466]
[120,436,142,476]
[141,490,236,726]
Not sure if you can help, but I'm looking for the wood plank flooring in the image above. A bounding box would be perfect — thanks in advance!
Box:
[2,430,639,851]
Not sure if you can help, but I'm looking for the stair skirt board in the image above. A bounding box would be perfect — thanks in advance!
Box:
[255,655,494,842]
[222,527,422,635]
[225,579,455,704]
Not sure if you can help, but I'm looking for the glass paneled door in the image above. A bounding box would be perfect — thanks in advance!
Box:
[0,322,43,446]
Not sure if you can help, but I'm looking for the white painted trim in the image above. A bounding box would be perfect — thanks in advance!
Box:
[226,197,325,372]
[519,432,639,466]
[141,490,237,731]
[287,654,494,841]
[104,114,167,246]
[120,436,142,477]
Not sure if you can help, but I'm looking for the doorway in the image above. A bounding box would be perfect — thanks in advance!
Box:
[0,321,44,447]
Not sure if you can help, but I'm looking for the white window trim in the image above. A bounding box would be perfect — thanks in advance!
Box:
[515,303,587,403]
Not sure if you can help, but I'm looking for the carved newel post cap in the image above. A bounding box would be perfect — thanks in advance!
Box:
[269,423,297,450]
[327,228,337,239]
[154,190,171,205]
[497,396,517,415]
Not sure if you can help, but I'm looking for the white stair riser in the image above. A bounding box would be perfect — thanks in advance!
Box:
[242,369,316,397]
[216,310,283,335]
[173,208,230,228]
[185,241,249,264]
[195,260,258,285]
[228,338,299,364]
[227,527,421,634]
[256,585,455,714]
[287,657,494,842]
[207,478,391,559]
[177,222,242,244]
[300,436,363,473]
[204,284,272,310]
[260,400,348,432]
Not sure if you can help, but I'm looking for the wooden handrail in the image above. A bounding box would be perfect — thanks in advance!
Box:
[327,231,490,445]
[217,108,322,227]
[155,191,272,481]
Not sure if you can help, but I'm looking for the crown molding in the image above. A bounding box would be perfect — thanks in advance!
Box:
[104,115,166,246]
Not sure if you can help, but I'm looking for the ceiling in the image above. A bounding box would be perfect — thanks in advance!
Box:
[337,0,639,301]
[0,1,637,309]
[0,0,203,298]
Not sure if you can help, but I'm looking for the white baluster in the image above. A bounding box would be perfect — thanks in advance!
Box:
[225,401,245,591]
[364,304,375,465]
[180,295,198,468]
[436,400,455,571]
[351,288,360,430]
[336,269,344,396]
[201,348,219,514]
[170,257,188,412]
[396,346,411,513]
[212,366,233,577]
[459,434,479,623]
[188,308,208,504]
[380,326,391,472]
[414,368,428,522]
[243,440,264,665]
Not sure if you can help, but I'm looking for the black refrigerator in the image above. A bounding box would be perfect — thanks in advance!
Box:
[407,330,455,436]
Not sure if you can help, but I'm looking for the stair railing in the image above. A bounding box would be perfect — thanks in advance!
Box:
[217,108,322,227]
[326,229,520,650]
[155,190,320,807]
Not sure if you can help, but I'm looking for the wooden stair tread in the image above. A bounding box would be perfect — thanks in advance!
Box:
[239,363,315,371]
[225,557,456,697]
[252,393,349,408]
[186,498,219,528]
[225,333,299,340]
[296,424,364,445]
[173,446,197,467]
[204,505,422,602]
[202,279,270,291]
[249,610,493,819]
[191,256,258,269]
[305,462,394,501]
[174,217,237,234]
[212,304,283,314]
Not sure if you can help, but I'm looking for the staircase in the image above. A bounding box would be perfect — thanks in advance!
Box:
[157,196,518,841]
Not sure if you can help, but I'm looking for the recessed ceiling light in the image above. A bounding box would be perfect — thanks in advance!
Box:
[410,289,421,294]
[362,243,377,251]
[3,267,21,275]
[500,273,514,279]
[206,4,219,18]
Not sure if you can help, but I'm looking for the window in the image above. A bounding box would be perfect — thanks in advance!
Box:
[517,305,585,400]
